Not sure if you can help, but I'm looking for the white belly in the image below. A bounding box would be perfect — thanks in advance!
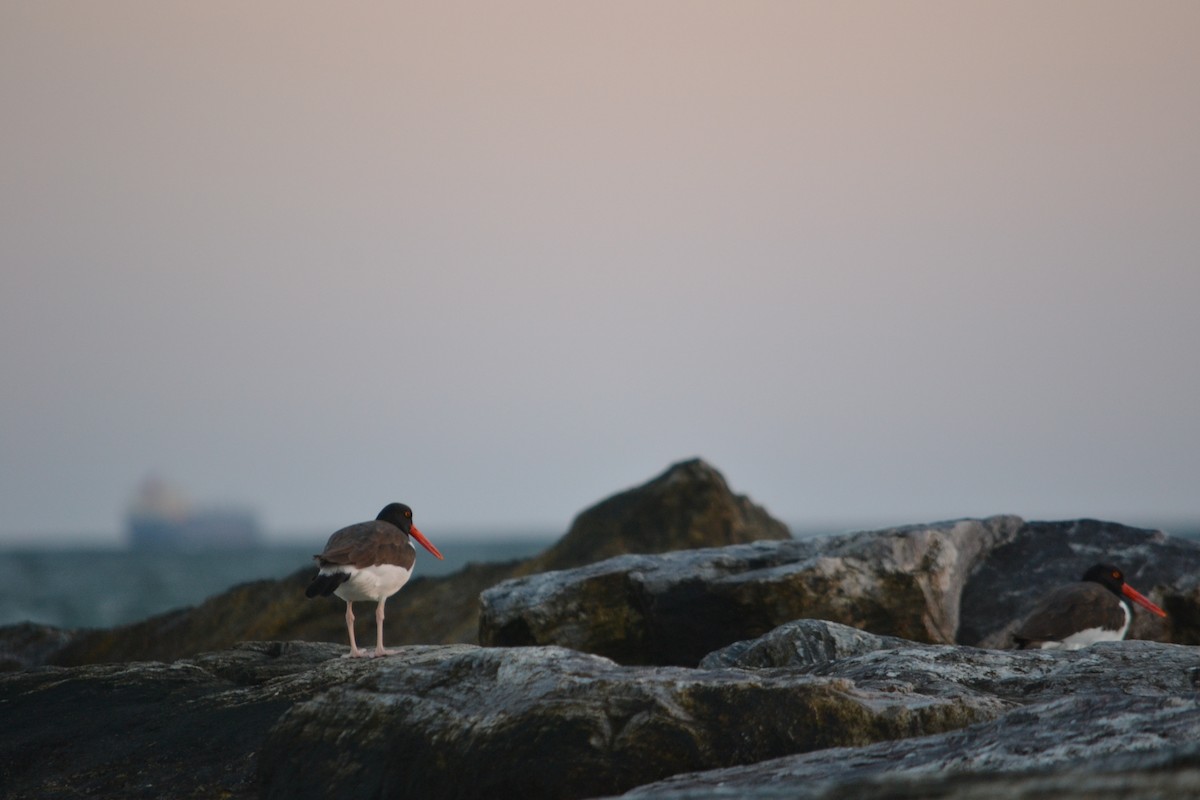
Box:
[330,564,413,602]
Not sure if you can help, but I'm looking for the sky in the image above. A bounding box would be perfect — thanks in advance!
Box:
[2,2,1198,545]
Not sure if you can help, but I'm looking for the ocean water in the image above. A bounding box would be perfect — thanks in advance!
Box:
[0,536,555,630]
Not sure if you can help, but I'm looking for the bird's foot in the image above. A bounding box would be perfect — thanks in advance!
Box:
[371,647,398,658]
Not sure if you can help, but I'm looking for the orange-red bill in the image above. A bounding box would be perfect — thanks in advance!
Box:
[410,525,444,560]
[1122,583,1167,618]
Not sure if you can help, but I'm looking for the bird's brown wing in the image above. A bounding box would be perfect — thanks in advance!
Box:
[1013,582,1123,643]
[315,521,416,570]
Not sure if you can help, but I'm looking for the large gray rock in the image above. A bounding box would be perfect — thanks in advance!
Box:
[479,517,1200,665]
[0,640,989,800]
[529,458,792,572]
[615,692,1200,799]
[610,623,1200,799]
[707,620,1199,702]
[0,641,372,799]
[699,618,913,670]
[258,643,991,800]
[959,518,1200,647]
[5,629,1200,800]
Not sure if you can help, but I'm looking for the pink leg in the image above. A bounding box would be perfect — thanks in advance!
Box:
[373,600,393,657]
[345,601,365,658]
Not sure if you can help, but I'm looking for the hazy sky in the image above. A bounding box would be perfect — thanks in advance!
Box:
[3,2,1198,544]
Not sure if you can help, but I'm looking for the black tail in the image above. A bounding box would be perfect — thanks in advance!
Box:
[305,571,349,598]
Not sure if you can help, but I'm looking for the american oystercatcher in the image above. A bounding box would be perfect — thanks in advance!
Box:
[1012,563,1167,650]
[305,502,444,658]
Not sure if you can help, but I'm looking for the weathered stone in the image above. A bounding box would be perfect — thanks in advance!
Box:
[959,518,1197,647]
[257,644,992,800]
[480,516,1200,666]
[0,640,990,800]
[605,625,1200,799]
[480,516,1025,664]
[526,457,791,572]
[616,683,1200,799]
[605,623,1200,799]
[0,621,80,672]
[706,621,1200,703]
[0,641,368,799]
[700,618,913,669]
[6,631,1200,800]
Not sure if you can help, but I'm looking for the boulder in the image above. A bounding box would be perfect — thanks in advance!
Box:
[706,619,1199,703]
[3,459,787,668]
[609,620,1200,798]
[479,516,1200,665]
[958,518,1200,647]
[700,618,922,669]
[525,457,790,572]
[0,621,80,672]
[616,691,1200,800]
[0,641,363,799]
[1,639,990,800]
[615,638,1200,799]
[259,644,990,800]
[6,627,1200,800]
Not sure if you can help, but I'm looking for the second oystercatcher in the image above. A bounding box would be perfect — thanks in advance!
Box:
[305,502,444,658]
[1012,562,1166,650]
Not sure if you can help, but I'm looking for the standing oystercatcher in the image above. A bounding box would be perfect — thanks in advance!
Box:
[1013,563,1167,650]
[305,502,444,658]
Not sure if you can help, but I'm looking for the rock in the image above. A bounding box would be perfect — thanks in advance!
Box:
[5,459,787,668]
[0,641,360,799]
[0,622,80,672]
[526,458,791,572]
[480,516,1024,664]
[7,629,1200,800]
[699,619,917,669]
[615,692,1200,799]
[958,518,1200,647]
[0,639,989,800]
[606,622,1200,799]
[709,620,1199,701]
[258,644,991,800]
[480,516,1200,666]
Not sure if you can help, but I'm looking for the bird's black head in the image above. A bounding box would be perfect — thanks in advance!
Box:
[376,502,415,533]
[375,501,444,560]
[1082,563,1126,594]
[1080,562,1167,618]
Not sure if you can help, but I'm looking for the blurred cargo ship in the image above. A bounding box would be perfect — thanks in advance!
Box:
[126,477,262,549]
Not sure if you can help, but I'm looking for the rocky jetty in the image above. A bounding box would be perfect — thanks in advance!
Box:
[4,459,1200,798]
[0,458,788,670]
[4,628,1200,799]
[480,516,1200,665]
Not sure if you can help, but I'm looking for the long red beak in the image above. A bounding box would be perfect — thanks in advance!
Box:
[1122,583,1167,618]
[409,525,444,560]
